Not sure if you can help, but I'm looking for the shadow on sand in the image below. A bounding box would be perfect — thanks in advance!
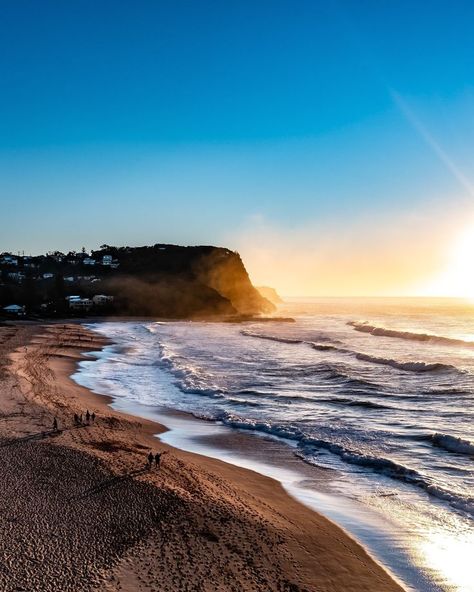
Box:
[71,467,151,501]
[0,423,87,448]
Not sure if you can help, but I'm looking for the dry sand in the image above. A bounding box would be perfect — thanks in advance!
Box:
[0,322,405,592]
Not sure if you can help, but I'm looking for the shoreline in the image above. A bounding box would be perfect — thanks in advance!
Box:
[0,322,405,591]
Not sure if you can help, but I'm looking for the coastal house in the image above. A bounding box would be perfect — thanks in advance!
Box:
[102,255,113,266]
[3,304,25,316]
[0,255,18,266]
[67,297,93,311]
[92,294,114,305]
[83,258,96,266]
[8,272,25,282]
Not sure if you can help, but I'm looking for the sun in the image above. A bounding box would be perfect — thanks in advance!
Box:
[422,222,474,299]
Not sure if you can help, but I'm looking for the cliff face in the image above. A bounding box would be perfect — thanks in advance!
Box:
[255,286,283,305]
[194,249,276,316]
[97,244,275,318]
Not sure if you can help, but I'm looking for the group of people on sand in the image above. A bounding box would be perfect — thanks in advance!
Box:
[73,409,96,425]
[147,450,167,470]
[52,410,97,431]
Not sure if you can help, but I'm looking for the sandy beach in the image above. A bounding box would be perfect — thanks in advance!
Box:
[0,322,405,592]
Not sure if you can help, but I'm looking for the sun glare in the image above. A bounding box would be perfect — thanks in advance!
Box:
[422,223,474,299]
[416,529,474,592]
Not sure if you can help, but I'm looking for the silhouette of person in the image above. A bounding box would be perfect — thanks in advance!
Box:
[79,413,83,424]
[147,452,154,469]
[155,452,162,469]
[86,410,90,423]
[53,417,58,431]
[91,412,96,422]
[74,413,78,424]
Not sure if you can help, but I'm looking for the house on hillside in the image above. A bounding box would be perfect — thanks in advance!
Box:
[3,304,25,316]
[8,272,25,282]
[92,294,114,306]
[101,255,113,266]
[0,255,18,266]
[67,297,93,311]
[83,258,96,266]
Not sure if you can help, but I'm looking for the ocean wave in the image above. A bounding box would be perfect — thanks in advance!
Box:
[243,328,457,375]
[317,397,390,409]
[210,413,474,515]
[179,386,225,398]
[215,413,303,442]
[226,397,261,407]
[300,437,474,516]
[427,433,474,456]
[241,330,305,344]
[156,345,227,400]
[421,387,469,396]
[354,352,457,373]
[349,320,474,349]
[339,376,381,391]
[310,343,346,352]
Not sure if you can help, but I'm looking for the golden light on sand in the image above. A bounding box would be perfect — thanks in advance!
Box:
[422,222,474,299]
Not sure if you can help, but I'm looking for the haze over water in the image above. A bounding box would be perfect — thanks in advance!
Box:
[74,298,474,592]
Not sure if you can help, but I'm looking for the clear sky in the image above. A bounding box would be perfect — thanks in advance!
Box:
[1,1,473,295]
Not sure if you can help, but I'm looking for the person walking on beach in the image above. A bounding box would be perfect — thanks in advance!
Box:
[154,452,165,469]
[147,451,154,469]
[91,412,96,422]
[74,413,78,425]
[86,410,90,424]
[53,417,58,431]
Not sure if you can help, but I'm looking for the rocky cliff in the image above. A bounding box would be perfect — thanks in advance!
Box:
[97,244,275,318]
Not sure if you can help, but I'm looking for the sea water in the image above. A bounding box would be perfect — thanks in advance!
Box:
[72,298,474,592]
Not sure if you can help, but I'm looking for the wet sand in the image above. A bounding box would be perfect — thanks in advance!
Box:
[0,322,405,591]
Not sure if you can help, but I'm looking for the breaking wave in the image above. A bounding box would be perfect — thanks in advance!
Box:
[427,433,474,456]
[242,330,457,374]
[209,413,474,516]
[349,320,474,349]
[354,352,457,373]
[299,437,474,516]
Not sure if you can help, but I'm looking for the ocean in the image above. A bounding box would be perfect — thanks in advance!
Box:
[73,298,474,592]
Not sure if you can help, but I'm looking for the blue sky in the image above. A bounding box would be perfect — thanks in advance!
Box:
[1,1,473,293]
